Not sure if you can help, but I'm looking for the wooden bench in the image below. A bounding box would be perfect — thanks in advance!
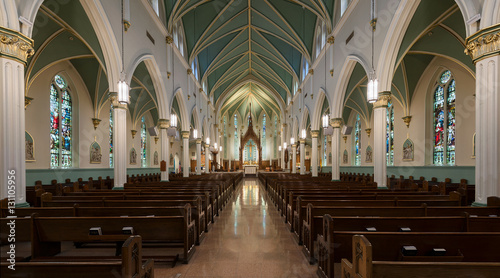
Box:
[1,235,154,278]
[316,214,500,278]
[340,234,500,278]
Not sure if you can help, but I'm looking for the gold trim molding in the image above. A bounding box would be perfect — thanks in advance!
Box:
[0,27,34,64]
[465,24,500,63]
[25,96,33,109]
[123,20,131,32]
[311,130,320,138]
[330,118,343,128]
[373,91,391,109]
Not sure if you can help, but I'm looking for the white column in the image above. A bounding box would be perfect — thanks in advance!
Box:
[331,119,342,181]
[182,131,190,177]
[196,139,201,175]
[311,130,319,177]
[474,55,500,205]
[300,140,305,175]
[111,102,127,189]
[0,58,28,206]
[292,144,297,174]
[205,144,210,173]
[373,92,391,188]
[228,135,232,171]
[158,119,169,182]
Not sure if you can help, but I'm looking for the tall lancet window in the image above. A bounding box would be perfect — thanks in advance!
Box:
[223,116,227,159]
[141,117,147,167]
[354,114,361,166]
[234,114,238,160]
[110,106,114,167]
[433,70,456,165]
[262,114,266,158]
[386,102,394,166]
[50,74,72,168]
[274,116,278,158]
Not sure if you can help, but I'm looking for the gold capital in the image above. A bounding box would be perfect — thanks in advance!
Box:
[166,36,173,44]
[131,130,137,138]
[373,91,391,109]
[465,24,500,63]
[327,36,335,44]
[158,119,170,129]
[308,69,314,75]
[187,68,193,75]
[330,118,343,128]
[92,118,101,130]
[365,128,372,137]
[311,130,320,138]
[181,131,190,139]
[25,96,33,109]
[0,27,34,64]
[402,116,412,128]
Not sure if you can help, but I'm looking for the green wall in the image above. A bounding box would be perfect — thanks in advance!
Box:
[321,166,475,183]
[26,167,183,186]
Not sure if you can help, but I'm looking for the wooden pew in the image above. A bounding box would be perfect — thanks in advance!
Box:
[340,235,500,278]
[316,214,500,278]
[0,235,154,278]
[30,205,196,263]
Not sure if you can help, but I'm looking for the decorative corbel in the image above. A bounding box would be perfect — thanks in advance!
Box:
[402,116,412,128]
[25,96,33,109]
[92,118,101,130]
[131,130,137,139]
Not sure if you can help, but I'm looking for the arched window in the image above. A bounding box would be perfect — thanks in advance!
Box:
[315,26,322,59]
[141,117,147,167]
[386,102,394,165]
[110,106,114,168]
[262,114,266,159]
[302,57,309,81]
[433,70,456,165]
[223,116,227,159]
[50,74,72,168]
[274,115,278,158]
[341,0,350,16]
[234,114,238,160]
[323,133,327,166]
[354,114,361,166]
[191,57,199,80]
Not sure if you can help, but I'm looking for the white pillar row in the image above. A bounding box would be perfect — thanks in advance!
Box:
[311,130,319,177]
[281,123,286,170]
[196,139,201,175]
[465,27,500,205]
[373,92,391,188]
[158,119,169,182]
[330,118,342,181]
[181,131,190,177]
[205,144,210,174]
[299,140,305,175]
[292,144,297,174]
[0,28,34,206]
[228,134,232,171]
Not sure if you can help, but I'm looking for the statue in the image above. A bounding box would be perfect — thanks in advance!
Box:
[90,142,102,164]
[25,139,34,161]
[130,148,137,164]
[154,151,159,165]
[403,139,414,161]
[366,146,373,163]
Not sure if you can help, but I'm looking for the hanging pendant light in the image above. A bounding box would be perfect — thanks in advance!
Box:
[367,0,378,104]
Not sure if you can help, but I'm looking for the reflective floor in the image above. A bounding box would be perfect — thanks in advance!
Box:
[155,178,317,277]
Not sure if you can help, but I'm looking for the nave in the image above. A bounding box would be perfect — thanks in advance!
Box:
[157,178,317,278]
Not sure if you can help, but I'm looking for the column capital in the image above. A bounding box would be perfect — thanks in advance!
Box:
[205,144,210,148]
[365,128,372,137]
[373,91,391,109]
[165,35,173,44]
[282,123,287,128]
[327,36,335,44]
[292,144,297,148]
[330,118,343,128]
[196,139,202,144]
[299,139,306,144]
[158,119,170,129]
[0,26,34,64]
[25,96,33,109]
[308,69,314,75]
[187,68,192,75]
[465,24,500,63]
[181,131,190,139]
[311,130,320,138]
[109,92,128,109]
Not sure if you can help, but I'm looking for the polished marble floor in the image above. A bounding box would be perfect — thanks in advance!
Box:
[155,178,317,278]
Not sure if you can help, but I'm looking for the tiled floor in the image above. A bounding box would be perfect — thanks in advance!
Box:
[155,178,317,277]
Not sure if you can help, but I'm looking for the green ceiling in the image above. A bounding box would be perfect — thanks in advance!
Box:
[165,0,335,109]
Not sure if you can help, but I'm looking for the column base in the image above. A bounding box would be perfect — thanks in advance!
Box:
[331,179,340,182]
[377,186,389,189]
[161,180,169,182]
[471,202,487,207]
[112,187,124,190]
[15,202,30,208]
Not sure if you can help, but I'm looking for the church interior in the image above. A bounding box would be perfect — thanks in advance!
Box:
[1,0,500,277]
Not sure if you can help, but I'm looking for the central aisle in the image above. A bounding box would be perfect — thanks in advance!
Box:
[156,177,317,278]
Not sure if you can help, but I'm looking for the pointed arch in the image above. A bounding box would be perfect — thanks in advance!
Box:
[311,88,331,130]
[300,106,311,131]
[334,55,371,117]
[171,88,189,131]
[190,106,201,135]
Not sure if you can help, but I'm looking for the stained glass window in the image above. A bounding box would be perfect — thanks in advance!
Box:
[141,117,147,167]
[434,70,456,165]
[323,133,327,166]
[274,116,278,158]
[386,102,394,166]
[262,114,266,159]
[223,116,227,159]
[50,75,72,168]
[110,106,114,168]
[234,114,238,160]
[354,114,361,166]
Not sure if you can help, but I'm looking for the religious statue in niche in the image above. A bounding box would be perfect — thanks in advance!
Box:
[90,141,102,164]
[403,139,414,161]
[343,150,348,164]
[170,154,174,166]
[154,151,159,165]
[328,152,332,164]
[25,131,35,162]
[130,148,137,164]
[366,146,373,163]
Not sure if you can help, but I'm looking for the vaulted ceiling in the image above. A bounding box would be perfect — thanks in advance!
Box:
[164,0,335,117]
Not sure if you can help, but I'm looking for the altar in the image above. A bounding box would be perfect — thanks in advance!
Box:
[243,165,258,177]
